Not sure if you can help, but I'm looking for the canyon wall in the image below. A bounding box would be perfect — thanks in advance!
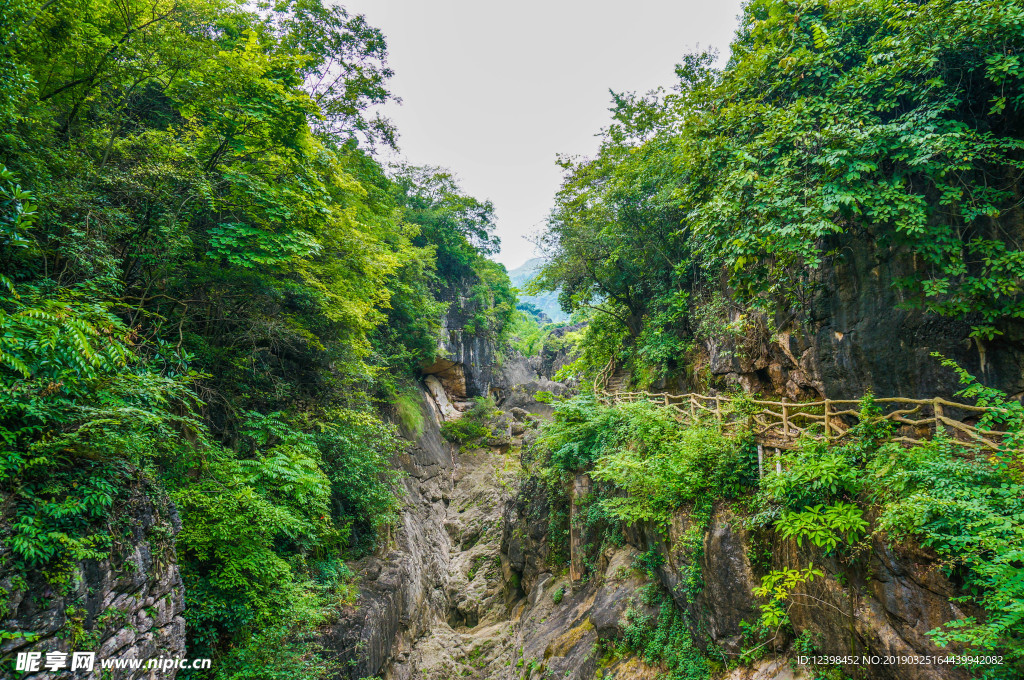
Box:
[1,478,186,680]
[694,239,1024,402]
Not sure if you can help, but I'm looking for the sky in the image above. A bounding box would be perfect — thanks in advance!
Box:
[344,0,748,270]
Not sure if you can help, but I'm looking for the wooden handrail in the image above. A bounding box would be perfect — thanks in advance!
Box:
[597,386,1015,452]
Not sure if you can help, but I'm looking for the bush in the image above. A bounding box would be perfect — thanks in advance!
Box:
[620,593,711,680]
[440,418,491,443]
[439,396,499,444]
[315,409,406,557]
[759,383,1024,676]
[585,401,754,526]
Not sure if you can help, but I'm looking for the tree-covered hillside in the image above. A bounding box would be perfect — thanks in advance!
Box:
[538,0,1024,389]
[528,0,1024,676]
[0,1,512,676]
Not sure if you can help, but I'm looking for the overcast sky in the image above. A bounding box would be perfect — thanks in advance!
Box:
[344,0,747,270]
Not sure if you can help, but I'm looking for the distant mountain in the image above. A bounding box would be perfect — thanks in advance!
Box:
[507,258,569,323]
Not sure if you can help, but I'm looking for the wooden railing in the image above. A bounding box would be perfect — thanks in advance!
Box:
[592,358,617,395]
[597,388,1012,453]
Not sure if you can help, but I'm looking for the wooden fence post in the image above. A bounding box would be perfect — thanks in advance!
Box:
[715,397,723,433]
[775,447,782,474]
[782,399,789,438]
[757,444,764,480]
[933,397,944,438]
[824,399,832,438]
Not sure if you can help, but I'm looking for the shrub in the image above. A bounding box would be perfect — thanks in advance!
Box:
[439,396,498,444]
[620,593,711,680]
[588,401,754,526]
[440,418,491,443]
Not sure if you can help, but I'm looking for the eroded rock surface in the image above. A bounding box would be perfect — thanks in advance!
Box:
[0,478,186,680]
[691,239,1024,401]
[326,348,980,680]
[322,389,456,679]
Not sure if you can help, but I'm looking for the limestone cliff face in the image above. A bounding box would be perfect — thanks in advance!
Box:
[693,238,1024,401]
[421,281,505,404]
[322,388,457,679]
[325,339,986,680]
[502,483,979,680]
[629,504,974,680]
[419,278,576,414]
[0,478,186,680]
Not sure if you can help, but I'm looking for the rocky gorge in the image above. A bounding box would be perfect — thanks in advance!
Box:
[323,315,984,680]
[0,292,1001,680]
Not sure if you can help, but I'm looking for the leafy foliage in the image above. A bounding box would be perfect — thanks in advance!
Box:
[0,1,515,676]
[870,438,1024,673]
[759,385,1024,676]
[439,396,501,445]
[538,0,1024,383]
[588,401,754,526]
[532,382,1024,676]
[620,592,711,680]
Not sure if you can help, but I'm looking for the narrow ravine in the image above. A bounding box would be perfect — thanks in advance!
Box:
[325,307,989,680]
[385,434,521,680]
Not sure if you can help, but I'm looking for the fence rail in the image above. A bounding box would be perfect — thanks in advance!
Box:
[597,387,1011,453]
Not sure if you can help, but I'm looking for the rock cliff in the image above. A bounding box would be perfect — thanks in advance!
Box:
[0,477,186,680]
[321,386,459,679]
[690,239,1024,401]
[326,297,988,680]
[502,480,978,680]
[421,281,506,405]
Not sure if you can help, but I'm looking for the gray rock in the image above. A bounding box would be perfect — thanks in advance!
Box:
[686,239,1024,401]
[0,479,186,680]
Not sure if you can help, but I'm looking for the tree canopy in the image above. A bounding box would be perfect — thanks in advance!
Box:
[540,0,1024,384]
[0,1,514,676]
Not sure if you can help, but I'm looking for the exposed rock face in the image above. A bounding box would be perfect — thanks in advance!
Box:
[424,374,461,420]
[538,323,584,381]
[323,378,532,680]
[510,547,657,680]
[502,475,553,596]
[503,475,978,680]
[614,502,974,680]
[422,282,505,401]
[421,275,581,412]
[328,323,984,680]
[325,369,803,680]
[696,239,1024,400]
[493,353,572,417]
[322,388,456,679]
[777,530,977,680]
[0,478,186,680]
[626,505,762,656]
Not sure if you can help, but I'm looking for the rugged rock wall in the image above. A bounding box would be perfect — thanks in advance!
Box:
[634,503,973,680]
[351,400,667,680]
[502,484,978,680]
[420,279,577,415]
[694,239,1024,401]
[421,281,505,403]
[327,343,983,680]
[538,323,584,382]
[1,478,186,680]
[322,388,457,679]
